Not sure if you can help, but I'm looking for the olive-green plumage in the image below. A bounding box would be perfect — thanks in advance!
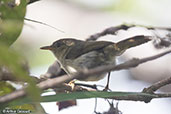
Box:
[41,35,150,81]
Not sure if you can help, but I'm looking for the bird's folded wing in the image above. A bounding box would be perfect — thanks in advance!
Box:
[65,41,113,59]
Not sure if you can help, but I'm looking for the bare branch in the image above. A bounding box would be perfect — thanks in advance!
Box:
[86,24,171,41]
[86,25,133,41]
[110,93,171,103]
[143,76,171,93]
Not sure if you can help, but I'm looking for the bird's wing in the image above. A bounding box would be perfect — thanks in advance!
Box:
[65,41,113,59]
[115,35,151,52]
[66,35,151,59]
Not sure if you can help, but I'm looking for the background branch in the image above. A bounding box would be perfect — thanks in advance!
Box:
[143,76,171,93]
[86,24,171,41]
[87,25,134,41]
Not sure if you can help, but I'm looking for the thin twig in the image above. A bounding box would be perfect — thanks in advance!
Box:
[24,18,65,33]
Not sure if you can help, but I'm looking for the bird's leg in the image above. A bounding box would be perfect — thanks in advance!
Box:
[104,72,111,91]
[68,79,77,90]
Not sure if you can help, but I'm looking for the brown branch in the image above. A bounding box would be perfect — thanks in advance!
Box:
[155,93,171,98]
[143,76,171,93]
[0,49,171,104]
[110,93,171,103]
[86,24,171,41]
[86,25,134,41]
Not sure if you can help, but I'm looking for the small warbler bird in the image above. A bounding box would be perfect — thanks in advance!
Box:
[40,35,151,89]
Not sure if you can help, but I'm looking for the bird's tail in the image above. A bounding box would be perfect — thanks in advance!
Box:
[114,35,152,55]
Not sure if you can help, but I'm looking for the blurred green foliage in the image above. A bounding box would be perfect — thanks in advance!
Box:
[0,81,15,96]
[0,44,36,87]
[0,44,42,112]
[0,0,26,46]
[0,0,39,94]
[0,0,43,112]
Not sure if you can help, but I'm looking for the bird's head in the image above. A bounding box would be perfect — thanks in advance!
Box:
[40,38,77,59]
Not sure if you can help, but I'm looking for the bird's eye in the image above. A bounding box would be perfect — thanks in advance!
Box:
[56,43,61,47]
[52,42,60,48]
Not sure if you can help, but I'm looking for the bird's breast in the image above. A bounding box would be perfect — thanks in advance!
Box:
[60,51,115,81]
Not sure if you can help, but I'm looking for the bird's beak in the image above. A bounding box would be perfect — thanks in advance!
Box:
[40,45,54,50]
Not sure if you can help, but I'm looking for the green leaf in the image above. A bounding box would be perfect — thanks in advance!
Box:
[0,0,27,46]
[41,91,156,102]
[5,91,156,107]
